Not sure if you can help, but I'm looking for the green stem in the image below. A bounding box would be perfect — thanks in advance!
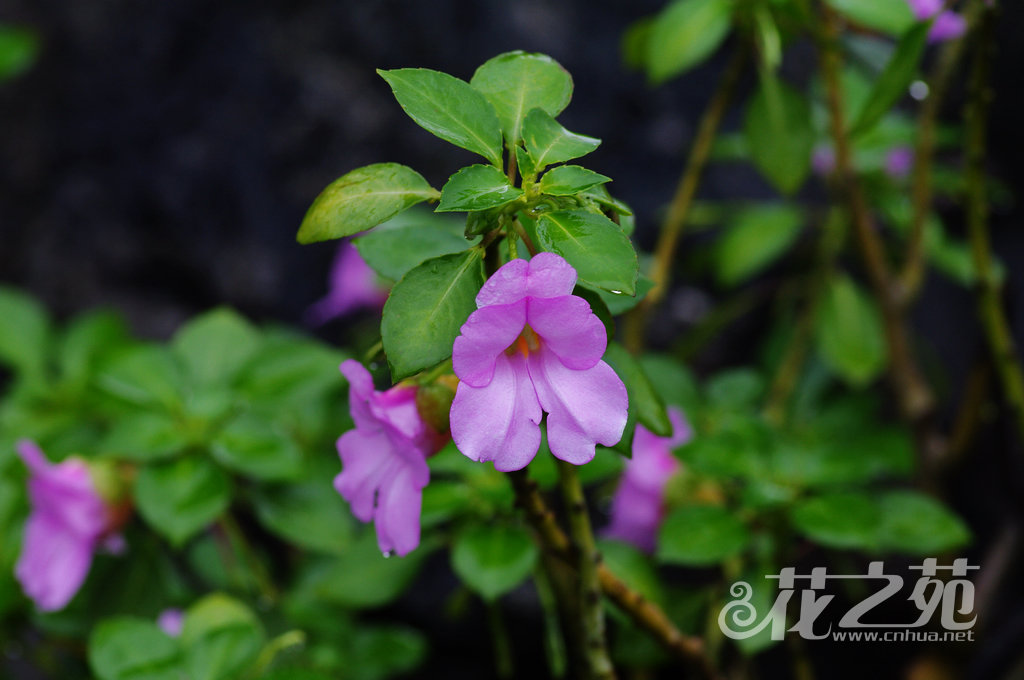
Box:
[218,514,278,603]
[533,564,569,678]
[963,0,1024,442]
[555,460,616,680]
[487,599,515,679]
[623,45,748,353]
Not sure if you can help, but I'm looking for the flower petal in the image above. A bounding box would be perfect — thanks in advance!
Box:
[524,252,577,299]
[374,465,425,557]
[453,301,527,387]
[306,242,387,325]
[528,346,628,465]
[340,360,380,432]
[16,514,95,611]
[451,353,542,471]
[334,429,396,522]
[527,296,606,370]
[476,257,530,307]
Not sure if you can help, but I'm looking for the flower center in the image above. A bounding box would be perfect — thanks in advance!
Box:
[505,325,541,358]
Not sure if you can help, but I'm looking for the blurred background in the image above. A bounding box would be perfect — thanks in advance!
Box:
[2,0,1024,678]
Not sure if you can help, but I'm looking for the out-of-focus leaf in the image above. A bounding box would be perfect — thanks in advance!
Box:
[252,473,356,555]
[850,22,929,136]
[658,505,750,565]
[876,491,970,554]
[715,205,803,285]
[789,492,881,550]
[353,210,471,282]
[101,412,189,462]
[0,286,50,379]
[645,0,733,84]
[825,0,915,36]
[210,414,303,481]
[0,25,40,81]
[181,593,264,680]
[451,524,538,600]
[814,274,887,386]
[134,456,231,547]
[88,618,184,680]
[97,345,184,409]
[744,75,814,195]
[171,309,261,388]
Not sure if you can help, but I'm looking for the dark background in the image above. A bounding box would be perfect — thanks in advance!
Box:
[1,1,1023,678]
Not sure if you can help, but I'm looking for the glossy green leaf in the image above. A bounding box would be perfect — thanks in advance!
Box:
[744,76,814,195]
[378,68,503,165]
[451,524,538,601]
[381,249,485,381]
[825,0,915,35]
[602,341,672,454]
[814,274,887,386]
[539,165,611,196]
[181,593,264,680]
[135,456,231,547]
[437,164,523,212]
[536,210,638,295]
[352,210,471,281]
[172,308,261,388]
[210,414,303,481]
[97,345,184,409]
[522,108,601,170]
[297,163,439,244]
[0,25,39,81]
[101,412,189,462]
[88,618,184,680]
[658,505,750,565]
[715,205,804,285]
[877,491,970,554]
[0,286,50,378]
[515,146,537,180]
[301,532,428,608]
[587,276,654,315]
[645,0,733,84]
[790,492,882,550]
[470,51,573,144]
[850,22,929,137]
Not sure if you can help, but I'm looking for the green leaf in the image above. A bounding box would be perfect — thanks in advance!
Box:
[522,108,601,170]
[381,249,485,380]
[744,75,814,195]
[715,205,803,285]
[814,274,887,386]
[352,210,471,281]
[297,163,439,244]
[451,524,538,601]
[58,311,130,385]
[252,474,355,555]
[181,593,265,680]
[850,22,930,137]
[88,618,184,680]
[300,532,428,608]
[877,491,970,555]
[470,51,573,144]
[598,539,664,605]
[0,286,50,378]
[536,210,638,295]
[97,345,184,409]
[210,414,303,481]
[602,341,672,453]
[639,354,700,414]
[436,164,523,212]
[378,68,503,165]
[790,492,882,550]
[344,626,428,680]
[645,0,733,84]
[515,146,537,180]
[135,456,231,547]
[0,25,39,81]
[539,165,611,196]
[657,505,750,565]
[172,308,261,388]
[236,334,346,405]
[825,0,915,36]
[586,276,654,315]
[101,412,189,462]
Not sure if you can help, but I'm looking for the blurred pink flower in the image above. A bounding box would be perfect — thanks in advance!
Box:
[450,253,628,471]
[604,408,691,553]
[334,360,445,556]
[812,145,835,176]
[157,608,184,637]
[907,0,967,42]
[15,440,123,611]
[885,146,915,179]
[306,242,389,325]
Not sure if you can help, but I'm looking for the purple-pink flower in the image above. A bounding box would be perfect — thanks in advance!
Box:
[15,440,123,611]
[884,146,914,179]
[450,253,628,471]
[907,0,967,42]
[334,360,446,556]
[604,408,691,553]
[306,242,389,326]
[157,608,184,637]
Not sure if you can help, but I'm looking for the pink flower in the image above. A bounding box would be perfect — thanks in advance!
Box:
[812,145,835,176]
[884,146,914,179]
[15,440,122,611]
[157,608,184,637]
[604,408,691,552]
[334,360,444,556]
[906,0,967,42]
[306,242,389,325]
[449,253,628,471]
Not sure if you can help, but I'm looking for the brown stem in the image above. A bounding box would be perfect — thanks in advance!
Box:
[623,46,748,353]
[508,471,722,679]
[818,3,944,483]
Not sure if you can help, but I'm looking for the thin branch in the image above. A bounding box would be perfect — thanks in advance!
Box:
[623,46,748,353]
[556,461,616,680]
[963,0,1024,443]
[508,471,722,680]
[818,3,945,482]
